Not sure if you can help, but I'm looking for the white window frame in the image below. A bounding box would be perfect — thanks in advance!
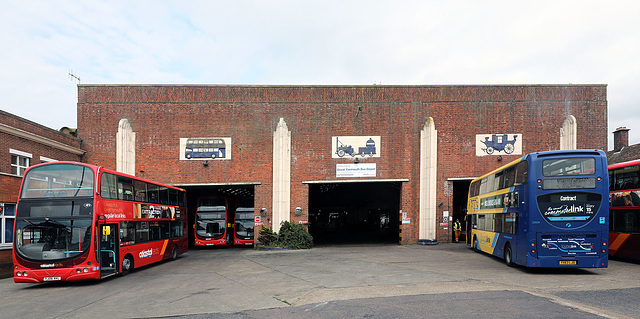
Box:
[10,149,32,177]
[0,203,16,249]
[40,156,58,163]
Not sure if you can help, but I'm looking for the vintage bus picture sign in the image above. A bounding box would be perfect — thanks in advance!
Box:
[179,137,232,160]
[476,134,522,156]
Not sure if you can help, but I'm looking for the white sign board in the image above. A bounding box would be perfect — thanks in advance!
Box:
[476,134,522,156]
[179,137,232,160]
[332,136,381,158]
[336,163,376,178]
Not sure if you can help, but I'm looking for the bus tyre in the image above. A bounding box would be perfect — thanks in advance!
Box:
[121,255,133,276]
[171,246,179,261]
[504,244,514,267]
[473,236,479,252]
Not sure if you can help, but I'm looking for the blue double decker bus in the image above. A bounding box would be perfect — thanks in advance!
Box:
[467,150,609,268]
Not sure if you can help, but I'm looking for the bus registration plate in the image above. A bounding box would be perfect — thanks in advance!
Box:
[559,260,577,265]
[43,276,61,281]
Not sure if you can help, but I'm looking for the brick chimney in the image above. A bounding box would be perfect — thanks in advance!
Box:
[613,127,630,152]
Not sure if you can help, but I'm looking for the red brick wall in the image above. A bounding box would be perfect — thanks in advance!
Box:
[0,110,85,278]
[0,111,84,203]
[77,85,608,244]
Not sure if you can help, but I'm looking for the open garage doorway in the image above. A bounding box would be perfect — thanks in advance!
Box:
[450,179,471,243]
[179,184,255,247]
[308,181,401,245]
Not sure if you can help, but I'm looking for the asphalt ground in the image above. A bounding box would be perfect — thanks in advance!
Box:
[1,243,639,318]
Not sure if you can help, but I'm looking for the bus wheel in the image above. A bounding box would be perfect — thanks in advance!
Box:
[472,236,479,252]
[171,246,179,261]
[504,244,514,267]
[121,255,134,276]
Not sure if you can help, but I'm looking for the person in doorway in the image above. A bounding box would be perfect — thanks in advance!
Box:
[453,219,462,242]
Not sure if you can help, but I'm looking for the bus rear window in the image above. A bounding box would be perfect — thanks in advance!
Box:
[542,158,595,177]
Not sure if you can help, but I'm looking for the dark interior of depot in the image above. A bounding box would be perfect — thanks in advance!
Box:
[183,182,405,246]
[308,182,401,245]
[183,185,255,246]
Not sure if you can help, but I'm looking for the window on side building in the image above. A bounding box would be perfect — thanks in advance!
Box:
[10,149,32,176]
[1,203,16,248]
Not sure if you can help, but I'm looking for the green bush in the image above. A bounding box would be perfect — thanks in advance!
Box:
[278,221,314,249]
[258,227,278,246]
[258,221,313,249]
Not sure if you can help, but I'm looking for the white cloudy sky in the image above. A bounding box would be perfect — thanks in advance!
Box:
[1,1,639,149]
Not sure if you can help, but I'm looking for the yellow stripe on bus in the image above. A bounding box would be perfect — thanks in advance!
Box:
[610,233,630,252]
[161,240,168,256]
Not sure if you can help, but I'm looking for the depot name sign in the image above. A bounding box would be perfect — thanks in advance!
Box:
[336,163,376,178]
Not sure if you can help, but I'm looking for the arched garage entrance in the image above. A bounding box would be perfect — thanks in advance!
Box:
[307,181,402,245]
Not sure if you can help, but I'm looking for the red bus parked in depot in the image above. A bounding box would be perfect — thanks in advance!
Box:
[233,199,254,246]
[13,162,188,283]
[194,196,230,246]
[608,159,640,261]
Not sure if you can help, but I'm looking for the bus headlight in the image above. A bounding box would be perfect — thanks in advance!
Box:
[83,268,89,273]
[16,272,21,277]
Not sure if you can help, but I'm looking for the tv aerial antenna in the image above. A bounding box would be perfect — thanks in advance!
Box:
[68,70,81,84]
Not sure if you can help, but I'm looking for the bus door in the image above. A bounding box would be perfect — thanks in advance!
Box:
[99,223,119,278]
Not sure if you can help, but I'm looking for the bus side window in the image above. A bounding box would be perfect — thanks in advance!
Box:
[100,173,117,199]
[171,221,183,238]
[169,189,178,206]
[477,214,486,230]
[178,192,186,207]
[136,222,149,243]
[494,213,504,233]
[504,213,517,234]
[160,222,171,239]
[148,185,159,204]
[117,177,134,201]
[158,187,169,205]
[120,221,135,243]
[134,180,147,202]
[494,171,504,191]
[504,166,516,189]
[515,161,528,185]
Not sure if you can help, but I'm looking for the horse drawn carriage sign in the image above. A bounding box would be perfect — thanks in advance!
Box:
[475,134,522,156]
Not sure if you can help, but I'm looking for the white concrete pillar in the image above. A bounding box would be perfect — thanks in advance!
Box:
[560,115,577,150]
[116,119,136,175]
[272,118,291,233]
[419,117,438,244]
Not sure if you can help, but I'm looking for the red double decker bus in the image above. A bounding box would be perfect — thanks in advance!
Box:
[194,196,229,246]
[13,162,188,283]
[609,159,640,261]
[233,199,254,246]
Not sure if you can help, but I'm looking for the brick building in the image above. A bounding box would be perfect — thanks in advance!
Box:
[0,110,85,277]
[76,84,607,246]
[607,127,640,165]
